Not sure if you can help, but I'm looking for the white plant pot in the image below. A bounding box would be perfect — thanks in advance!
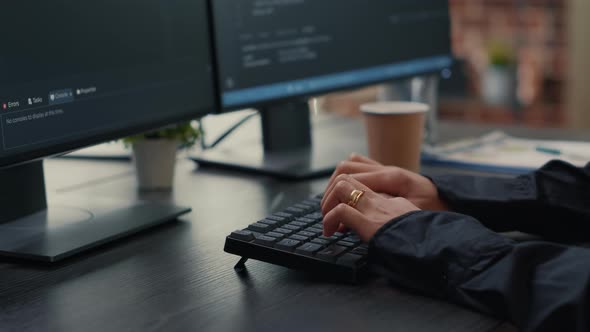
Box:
[482,65,517,106]
[132,139,178,191]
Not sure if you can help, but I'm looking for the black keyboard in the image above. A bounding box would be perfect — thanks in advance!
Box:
[224,195,369,283]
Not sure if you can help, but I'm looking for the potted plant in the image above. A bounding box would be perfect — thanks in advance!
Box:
[123,122,200,191]
[482,41,518,106]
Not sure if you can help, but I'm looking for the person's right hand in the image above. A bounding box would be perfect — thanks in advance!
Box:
[321,154,449,212]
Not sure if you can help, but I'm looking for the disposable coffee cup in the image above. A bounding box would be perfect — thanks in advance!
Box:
[360,102,429,172]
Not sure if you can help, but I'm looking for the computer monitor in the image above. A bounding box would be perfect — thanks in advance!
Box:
[194,0,453,179]
[0,0,216,261]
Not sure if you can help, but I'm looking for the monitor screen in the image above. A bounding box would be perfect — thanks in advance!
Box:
[0,0,215,167]
[212,0,453,109]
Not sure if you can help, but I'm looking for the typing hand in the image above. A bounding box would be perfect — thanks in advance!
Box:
[321,174,420,242]
[321,154,448,212]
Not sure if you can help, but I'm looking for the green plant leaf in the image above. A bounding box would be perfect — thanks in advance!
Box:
[488,41,515,67]
[122,121,201,149]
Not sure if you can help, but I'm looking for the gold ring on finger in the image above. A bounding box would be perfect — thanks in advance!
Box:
[347,189,365,209]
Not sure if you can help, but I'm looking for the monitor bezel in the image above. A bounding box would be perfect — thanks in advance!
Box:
[219,62,453,113]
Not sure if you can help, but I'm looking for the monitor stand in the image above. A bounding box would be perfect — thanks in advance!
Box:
[0,161,191,262]
[192,101,367,180]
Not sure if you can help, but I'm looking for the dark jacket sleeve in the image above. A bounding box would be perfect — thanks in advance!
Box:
[369,210,590,332]
[429,161,590,241]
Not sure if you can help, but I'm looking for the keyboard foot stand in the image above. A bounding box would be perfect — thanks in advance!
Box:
[234,257,249,272]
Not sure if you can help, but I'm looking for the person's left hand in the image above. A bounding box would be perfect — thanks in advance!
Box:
[322,174,420,242]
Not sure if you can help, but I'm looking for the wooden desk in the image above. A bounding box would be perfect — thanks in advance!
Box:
[5,120,587,332]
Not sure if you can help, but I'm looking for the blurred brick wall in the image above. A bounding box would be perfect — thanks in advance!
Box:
[449,0,568,105]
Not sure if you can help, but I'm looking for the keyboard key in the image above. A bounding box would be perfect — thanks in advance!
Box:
[342,236,361,244]
[302,205,320,212]
[266,231,286,239]
[274,228,294,235]
[284,224,302,231]
[351,247,368,255]
[248,223,271,233]
[266,215,288,223]
[274,212,293,219]
[302,204,315,210]
[255,236,279,247]
[302,199,319,206]
[249,231,263,239]
[259,219,280,226]
[310,223,324,230]
[294,203,313,210]
[303,228,322,236]
[289,221,307,228]
[316,245,348,262]
[337,241,356,248]
[229,230,255,242]
[275,239,301,252]
[337,253,364,267]
[333,232,346,238]
[311,238,330,246]
[297,231,316,238]
[295,243,323,256]
[295,217,315,225]
[285,207,306,215]
[306,212,323,220]
[289,234,309,242]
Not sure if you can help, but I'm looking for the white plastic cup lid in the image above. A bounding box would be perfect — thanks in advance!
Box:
[360,101,429,115]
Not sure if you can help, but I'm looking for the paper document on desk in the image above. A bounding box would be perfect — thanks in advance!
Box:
[422,131,590,174]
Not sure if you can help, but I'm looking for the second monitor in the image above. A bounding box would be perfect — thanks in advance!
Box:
[194,0,453,179]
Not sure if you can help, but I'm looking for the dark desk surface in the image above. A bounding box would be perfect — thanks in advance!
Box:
[2,120,587,332]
